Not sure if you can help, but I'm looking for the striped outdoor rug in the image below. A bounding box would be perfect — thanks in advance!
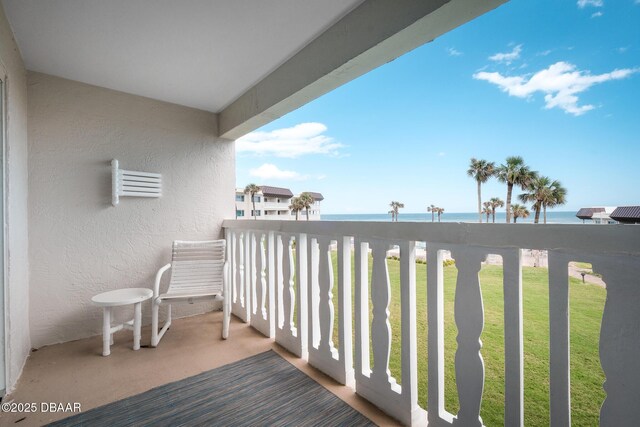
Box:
[49,350,375,426]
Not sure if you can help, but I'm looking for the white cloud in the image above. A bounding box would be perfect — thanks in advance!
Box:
[249,163,306,181]
[617,46,629,53]
[473,61,638,116]
[537,50,552,57]
[437,152,446,157]
[447,47,463,57]
[489,44,522,64]
[591,11,603,17]
[577,0,603,8]
[237,122,343,158]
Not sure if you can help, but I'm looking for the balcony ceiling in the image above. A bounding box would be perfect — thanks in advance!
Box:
[3,0,508,138]
[1,0,364,112]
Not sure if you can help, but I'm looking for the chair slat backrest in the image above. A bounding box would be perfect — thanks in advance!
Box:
[167,240,225,296]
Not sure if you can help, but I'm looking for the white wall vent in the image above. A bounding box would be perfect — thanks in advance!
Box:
[111,159,162,206]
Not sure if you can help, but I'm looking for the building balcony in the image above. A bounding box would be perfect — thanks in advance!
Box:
[3,311,396,426]
[262,202,291,211]
[222,220,640,426]
[4,220,639,426]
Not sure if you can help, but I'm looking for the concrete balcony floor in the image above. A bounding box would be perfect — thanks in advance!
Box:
[3,311,399,426]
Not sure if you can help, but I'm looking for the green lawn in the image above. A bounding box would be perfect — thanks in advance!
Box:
[324,253,606,426]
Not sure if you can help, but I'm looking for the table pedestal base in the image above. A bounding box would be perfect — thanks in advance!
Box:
[101,301,142,356]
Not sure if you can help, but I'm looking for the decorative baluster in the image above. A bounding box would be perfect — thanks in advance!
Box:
[354,239,370,376]
[594,254,640,426]
[309,237,320,348]
[296,232,308,358]
[548,251,570,427]
[400,240,423,423]
[251,232,273,338]
[503,249,524,427]
[451,246,485,427]
[428,248,453,425]
[338,235,354,386]
[370,240,395,388]
[253,233,261,317]
[276,234,284,329]
[244,231,251,322]
[250,232,257,315]
[267,231,276,337]
[318,238,337,356]
[230,231,237,304]
[257,233,267,319]
[238,232,245,307]
[233,231,248,321]
[282,235,295,334]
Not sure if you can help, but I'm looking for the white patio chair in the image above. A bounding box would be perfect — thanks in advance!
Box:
[151,240,230,347]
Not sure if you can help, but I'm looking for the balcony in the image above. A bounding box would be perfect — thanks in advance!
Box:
[4,220,639,426]
[262,202,291,211]
[3,311,396,426]
[1,1,637,425]
[222,219,640,426]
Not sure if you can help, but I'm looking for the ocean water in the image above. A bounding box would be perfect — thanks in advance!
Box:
[322,211,583,224]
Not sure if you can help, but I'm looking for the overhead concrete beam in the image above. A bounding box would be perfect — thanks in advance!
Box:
[219,0,508,139]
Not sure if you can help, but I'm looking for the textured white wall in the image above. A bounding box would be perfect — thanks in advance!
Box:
[28,72,235,348]
[0,4,30,393]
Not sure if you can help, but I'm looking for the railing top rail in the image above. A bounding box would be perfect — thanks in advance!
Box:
[223,219,640,257]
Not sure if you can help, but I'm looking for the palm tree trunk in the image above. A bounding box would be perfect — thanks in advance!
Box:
[514,216,518,223]
[295,210,299,220]
[534,202,541,224]
[477,181,482,223]
[306,207,309,221]
[492,209,496,223]
[252,200,257,220]
[506,184,513,223]
[543,204,547,224]
[431,212,434,222]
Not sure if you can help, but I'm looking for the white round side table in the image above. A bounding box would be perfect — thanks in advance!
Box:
[92,288,153,356]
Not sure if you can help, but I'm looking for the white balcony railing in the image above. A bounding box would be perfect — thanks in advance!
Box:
[222,220,640,426]
[262,202,290,211]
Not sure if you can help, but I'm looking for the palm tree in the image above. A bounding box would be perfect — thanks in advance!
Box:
[467,158,495,223]
[496,156,537,223]
[436,207,445,222]
[390,201,404,222]
[244,183,261,220]
[482,201,492,223]
[427,204,436,223]
[519,176,552,224]
[388,209,395,222]
[543,180,567,224]
[299,192,314,221]
[289,196,304,220]
[489,197,504,223]
[511,204,530,223]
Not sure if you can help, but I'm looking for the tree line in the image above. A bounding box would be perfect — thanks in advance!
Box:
[468,156,567,224]
[388,156,566,224]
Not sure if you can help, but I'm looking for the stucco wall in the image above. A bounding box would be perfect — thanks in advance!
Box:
[0,5,30,393]
[28,72,234,348]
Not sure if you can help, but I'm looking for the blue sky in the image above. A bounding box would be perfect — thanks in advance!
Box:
[236,0,640,214]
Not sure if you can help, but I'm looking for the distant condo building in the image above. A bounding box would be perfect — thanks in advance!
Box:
[575,205,640,224]
[235,186,324,220]
[576,207,617,224]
